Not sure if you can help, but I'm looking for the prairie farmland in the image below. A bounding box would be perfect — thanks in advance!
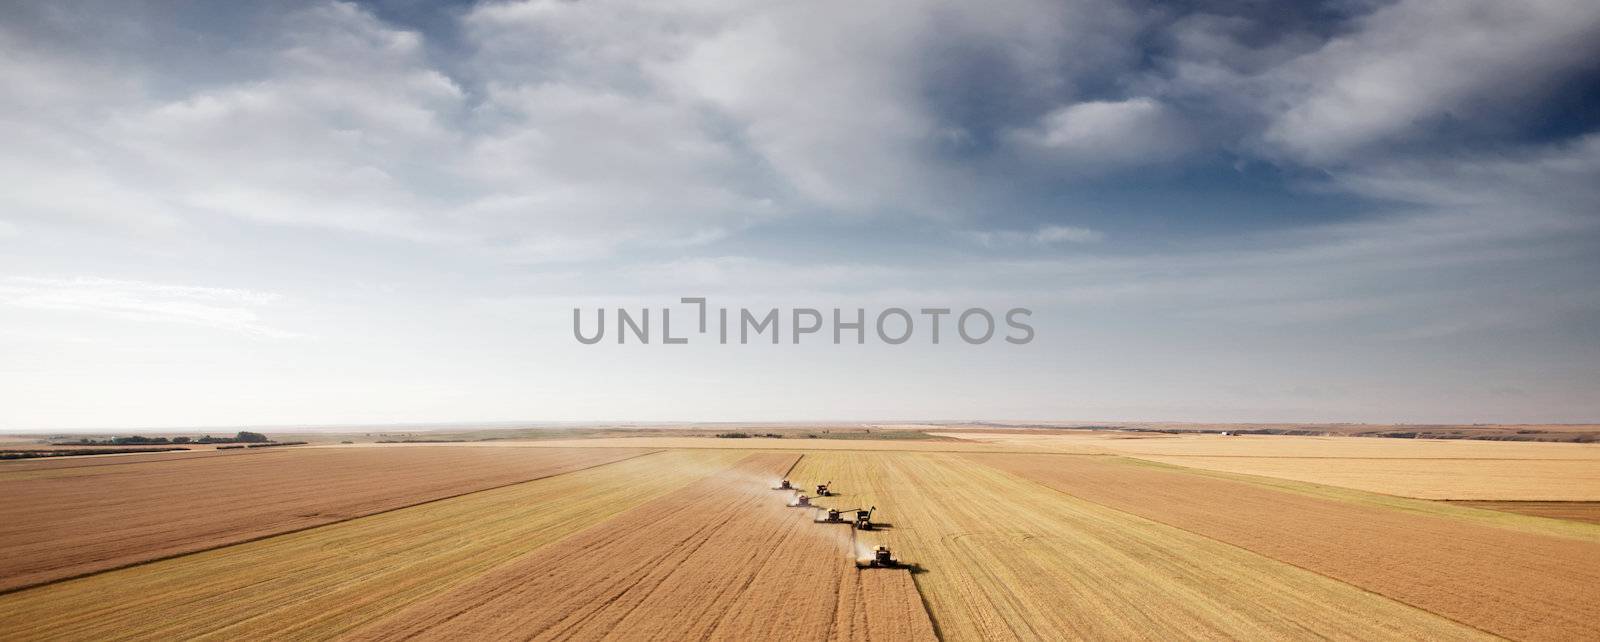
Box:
[0,445,652,592]
[944,431,1600,500]
[1,433,1597,641]
[348,452,934,641]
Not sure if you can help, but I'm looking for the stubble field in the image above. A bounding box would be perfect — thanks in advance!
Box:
[349,453,933,641]
[0,446,652,593]
[1,431,1596,641]
[944,431,1600,500]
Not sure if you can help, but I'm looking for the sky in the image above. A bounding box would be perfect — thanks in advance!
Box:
[1,0,1598,430]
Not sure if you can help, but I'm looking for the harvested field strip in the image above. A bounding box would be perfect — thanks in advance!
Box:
[791,452,1487,641]
[974,453,1600,641]
[1129,454,1600,500]
[1446,500,1600,524]
[1086,455,1600,543]
[350,452,936,641]
[0,449,747,641]
[943,432,1600,500]
[945,431,1600,459]
[0,447,190,460]
[0,446,653,593]
[0,447,247,473]
[1113,454,1599,460]
[445,436,1030,453]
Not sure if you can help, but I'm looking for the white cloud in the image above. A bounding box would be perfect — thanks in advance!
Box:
[0,0,1151,258]
[970,224,1105,247]
[0,277,299,338]
[0,2,774,261]
[1260,0,1600,163]
[0,2,464,243]
[617,255,919,294]
[4,0,1594,257]
[1014,98,1192,166]
[1332,132,1600,208]
[1032,225,1105,244]
[650,0,1145,214]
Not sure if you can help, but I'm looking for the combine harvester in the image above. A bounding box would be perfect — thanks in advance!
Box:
[810,502,910,570]
[856,544,904,569]
[817,506,877,529]
[815,481,833,497]
[847,510,904,569]
[853,507,877,530]
[788,494,813,508]
[772,479,793,491]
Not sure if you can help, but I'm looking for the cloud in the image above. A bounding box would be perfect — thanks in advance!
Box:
[0,277,299,339]
[1258,0,1600,163]
[2,0,1598,426]
[7,0,1589,258]
[1033,225,1105,244]
[0,0,1156,258]
[649,0,1146,214]
[970,224,1106,247]
[0,3,458,241]
[1331,132,1600,208]
[1011,97,1192,167]
[0,2,774,261]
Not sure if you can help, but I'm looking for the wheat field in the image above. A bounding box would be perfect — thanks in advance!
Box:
[1,435,1597,641]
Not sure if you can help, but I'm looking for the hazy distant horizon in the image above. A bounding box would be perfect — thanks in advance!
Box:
[8,417,1598,435]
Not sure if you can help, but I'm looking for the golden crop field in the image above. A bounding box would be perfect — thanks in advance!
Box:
[0,450,748,640]
[0,446,652,592]
[971,453,1600,640]
[944,431,1600,500]
[454,436,1028,453]
[790,452,1498,641]
[349,453,934,641]
[1,436,1597,641]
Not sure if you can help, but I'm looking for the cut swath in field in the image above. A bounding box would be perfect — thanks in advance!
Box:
[0,450,749,641]
[791,452,1492,641]
[350,452,935,641]
[1446,500,1600,524]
